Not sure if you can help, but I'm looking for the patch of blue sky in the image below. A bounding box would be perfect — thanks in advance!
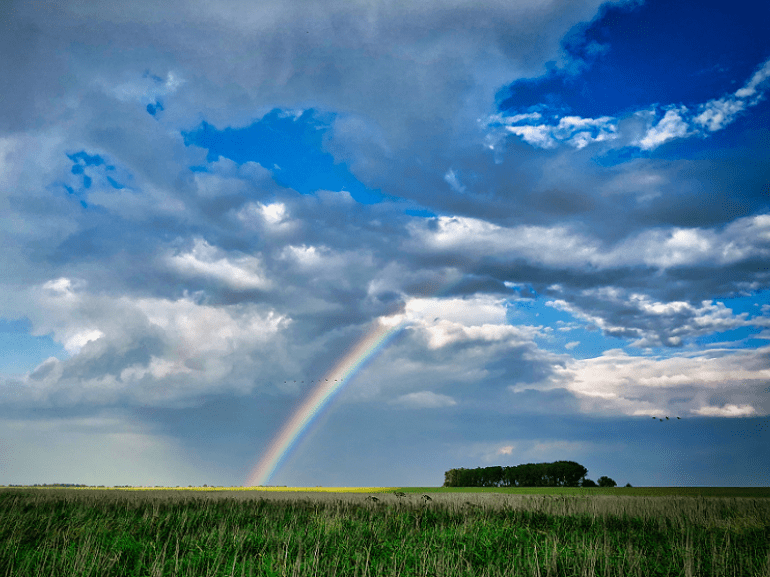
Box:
[182,109,386,204]
[591,146,646,167]
[702,292,770,349]
[63,150,127,196]
[718,290,770,316]
[146,101,163,117]
[694,326,767,349]
[67,151,106,167]
[505,295,627,359]
[498,0,770,119]
[0,318,65,375]
[405,208,437,218]
[106,176,124,189]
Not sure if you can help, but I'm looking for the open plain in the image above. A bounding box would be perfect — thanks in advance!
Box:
[1,486,768,576]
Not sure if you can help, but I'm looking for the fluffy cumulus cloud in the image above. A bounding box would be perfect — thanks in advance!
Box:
[1,0,769,487]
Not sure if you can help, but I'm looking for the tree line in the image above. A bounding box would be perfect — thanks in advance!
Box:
[443,461,619,488]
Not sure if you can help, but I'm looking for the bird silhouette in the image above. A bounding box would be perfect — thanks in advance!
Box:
[666,416,669,420]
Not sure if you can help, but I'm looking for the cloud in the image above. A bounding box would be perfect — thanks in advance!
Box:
[499,114,618,149]
[11,279,290,407]
[392,391,457,408]
[166,238,271,291]
[634,107,691,150]
[444,169,466,194]
[406,212,770,272]
[548,289,770,348]
[548,346,770,417]
[693,404,757,417]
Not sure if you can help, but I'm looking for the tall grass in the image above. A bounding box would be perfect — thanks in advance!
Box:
[1,488,768,576]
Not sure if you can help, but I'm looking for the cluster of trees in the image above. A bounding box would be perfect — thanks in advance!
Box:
[443,461,619,488]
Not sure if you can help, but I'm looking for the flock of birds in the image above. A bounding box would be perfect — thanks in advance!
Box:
[654,416,681,421]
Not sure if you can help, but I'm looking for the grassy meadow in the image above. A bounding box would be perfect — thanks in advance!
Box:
[0,486,768,576]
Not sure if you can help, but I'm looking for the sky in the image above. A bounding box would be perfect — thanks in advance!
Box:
[1,0,769,488]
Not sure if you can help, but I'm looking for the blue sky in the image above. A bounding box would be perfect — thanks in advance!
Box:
[1,0,768,488]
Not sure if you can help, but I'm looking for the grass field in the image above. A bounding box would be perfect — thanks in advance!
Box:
[1,486,768,576]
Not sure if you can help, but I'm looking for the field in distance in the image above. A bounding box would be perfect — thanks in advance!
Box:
[6,485,769,498]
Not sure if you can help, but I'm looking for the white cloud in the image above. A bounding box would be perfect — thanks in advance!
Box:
[15,279,291,406]
[734,59,770,100]
[693,98,747,133]
[693,404,757,417]
[635,107,691,150]
[408,212,770,271]
[404,295,508,326]
[36,279,105,353]
[379,295,542,349]
[485,112,618,150]
[548,346,770,417]
[406,216,603,268]
[392,391,457,408]
[236,201,298,234]
[166,238,271,290]
[260,202,290,225]
[444,169,466,193]
[505,124,559,149]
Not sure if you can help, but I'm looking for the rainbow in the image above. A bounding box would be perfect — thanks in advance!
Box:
[244,316,407,486]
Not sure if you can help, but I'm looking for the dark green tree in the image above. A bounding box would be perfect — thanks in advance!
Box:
[598,476,617,487]
[581,478,597,487]
[444,460,589,487]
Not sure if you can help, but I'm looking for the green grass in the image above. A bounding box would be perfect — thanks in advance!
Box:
[1,488,769,576]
